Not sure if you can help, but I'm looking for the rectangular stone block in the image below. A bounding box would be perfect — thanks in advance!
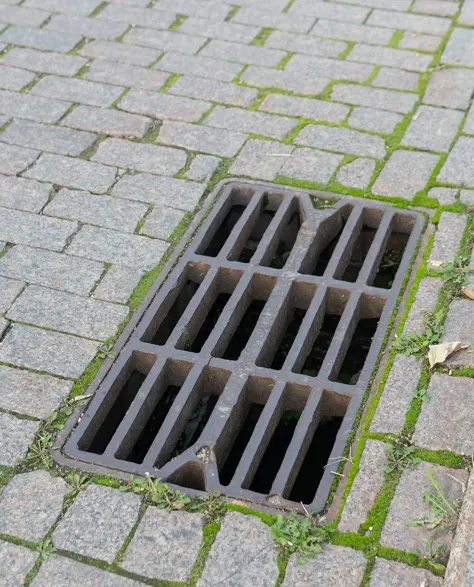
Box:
[0,25,82,52]
[442,28,474,67]
[0,64,36,92]
[61,105,150,139]
[0,276,24,315]
[79,40,161,66]
[280,147,342,183]
[232,5,314,33]
[266,30,346,58]
[23,0,101,13]
[97,4,175,29]
[372,150,438,198]
[24,153,117,193]
[241,65,329,95]
[402,105,463,152]
[93,265,143,305]
[185,154,221,182]
[372,559,442,587]
[296,125,386,158]
[0,143,39,175]
[0,412,39,466]
[201,39,285,67]
[336,158,375,189]
[85,60,169,90]
[46,13,128,39]
[260,93,349,122]
[169,76,258,108]
[178,17,259,44]
[368,9,451,35]
[348,44,431,71]
[403,277,442,334]
[311,19,394,45]
[229,139,293,181]
[286,54,374,82]
[123,28,206,54]
[140,206,185,240]
[373,67,420,91]
[204,106,296,139]
[0,5,50,26]
[290,0,369,22]
[399,30,442,52]
[155,52,242,82]
[119,89,212,122]
[2,47,88,76]
[92,137,187,175]
[0,175,51,213]
[0,324,100,378]
[349,106,402,134]
[153,0,231,20]
[429,212,467,267]
[413,0,458,16]
[0,89,71,123]
[424,68,474,110]
[438,137,474,186]
[331,84,418,113]
[32,75,124,107]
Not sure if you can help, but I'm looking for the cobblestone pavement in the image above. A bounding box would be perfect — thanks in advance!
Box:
[0,0,474,585]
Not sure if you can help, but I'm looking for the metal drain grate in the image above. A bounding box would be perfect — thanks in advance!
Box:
[58,181,423,512]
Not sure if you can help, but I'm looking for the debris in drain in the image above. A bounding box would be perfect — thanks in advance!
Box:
[61,181,423,513]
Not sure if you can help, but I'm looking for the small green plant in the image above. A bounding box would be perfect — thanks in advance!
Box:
[438,258,469,298]
[120,474,191,509]
[24,430,55,469]
[47,394,91,431]
[66,472,90,492]
[384,439,421,474]
[409,469,462,533]
[414,388,431,402]
[411,539,447,571]
[271,511,331,563]
[394,311,444,357]
[188,490,226,522]
[36,539,56,561]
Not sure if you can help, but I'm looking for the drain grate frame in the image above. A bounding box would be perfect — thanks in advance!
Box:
[56,180,424,513]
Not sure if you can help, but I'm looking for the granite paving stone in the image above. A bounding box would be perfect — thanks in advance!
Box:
[204,106,296,139]
[84,60,169,91]
[460,189,474,206]
[402,105,463,152]
[79,40,161,66]
[229,139,293,180]
[155,52,242,82]
[259,93,349,122]
[0,65,36,92]
[403,277,442,333]
[97,4,176,29]
[280,147,343,183]
[7,285,129,341]
[200,39,286,68]
[331,84,418,113]
[296,125,386,158]
[413,0,458,16]
[123,28,207,54]
[438,138,474,186]
[52,484,141,563]
[24,153,117,193]
[45,13,128,39]
[44,188,148,232]
[399,30,443,52]
[372,150,438,198]
[0,412,39,466]
[241,65,330,95]
[169,76,259,108]
[428,212,466,267]
[2,47,88,76]
[0,143,39,175]
[459,2,474,25]
[153,0,231,20]
[61,105,151,139]
[282,545,366,586]
[67,225,169,270]
[0,246,105,295]
[442,27,474,67]
[381,462,468,555]
[265,29,346,58]
[140,207,185,240]
[0,89,72,124]
[112,174,205,211]
[348,107,402,134]
[348,44,431,72]
[121,509,204,581]
[177,17,259,43]
[231,5,315,33]
[367,9,451,35]
[429,187,458,205]
[93,265,143,304]
[0,364,72,418]
[119,89,211,123]
[0,317,9,337]
[23,0,101,13]
[1,6,51,26]
[0,25,82,52]
[371,355,422,435]
[286,54,374,83]
[0,471,69,541]
[0,175,51,213]
[414,373,474,452]
[1,119,97,157]
[185,154,221,182]
[311,19,395,45]
[370,559,443,587]
[339,440,386,532]
[31,75,124,108]
[0,542,37,586]
[336,158,375,189]
[439,300,474,368]
[464,105,474,135]
[0,276,24,314]
[372,67,420,91]
[198,512,279,587]
[159,120,247,157]
[0,324,100,377]
[290,0,369,22]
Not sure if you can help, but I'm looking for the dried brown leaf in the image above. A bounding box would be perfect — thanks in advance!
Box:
[462,286,474,300]
[428,341,463,367]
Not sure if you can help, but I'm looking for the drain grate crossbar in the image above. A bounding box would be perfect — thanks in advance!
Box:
[61,182,423,512]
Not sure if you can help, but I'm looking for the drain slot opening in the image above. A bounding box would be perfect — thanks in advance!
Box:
[268,210,301,269]
[372,231,410,289]
[237,196,278,263]
[341,226,377,282]
[222,300,265,360]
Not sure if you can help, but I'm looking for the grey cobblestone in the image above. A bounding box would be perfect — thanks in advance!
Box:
[0,64,36,92]
[424,67,474,110]
[336,158,375,189]
[93,265,143,304]
[155,0,231,20]
[403,277,442,333]
[178,16,259,43]
[62,105,151,139]
[0,5,50,26]
[97,4,176,29]
[287,54,374,83]
[201,39,286,68]
[85,60,169,90]
[67,225,169,269]
[53,484,141,563]
[0,470,69,541]
[440,300,474,369]
[0,412,39,466]
[124,28,206,54]
[0,276,24,314]
[260,93,349,122]
[442,28,474,67]
[349,106,402,134]
[232,5,314,33]
[0,542,37,587]
[8,285,128,341]
[122,509,204,581]
[349,44,431,72]
[0,89,72,124]
[93,137,187,175]
[0,174,51,213]
[331,84,418,113]
[159,120,247,157]
[112,173,205,210]
[45,188,148,232]
[0,324,100,377]
[368,9,451,35]
[140,206,185,240]
[185,154,221,182]
[204,106,296,139]
[296,125,386,158]
[229,139,293,180]
[311,19,394,45]
[156,52,242,83]
[413,0,458,16]
[371,355,422,434]
[402,105,463,152]
[46,13,128,40]
[439,137,474,186]
[119,89,211,122]
[280,147,342,183]
[266,29,346,58]
[79,39,161,66]
[1,119,97,157]
[459,2,474,25]
[25,153,117,193]
[0,364,72,418]
[399,30,443,52]
[32,75,124,108]
[372,67,420,91]
[23,0,101,12]
[0,245,105,295]
[241,65,330,95]
[429,187,457,205]
[372,150,438,198]
[0,25,82,52]
[464,105,474,135]
[290,1,369,23]
[2,47,88,76]
[170,76,258,108]
[0,317,8,337]
[371,559,443,587]
[0,143,39,175]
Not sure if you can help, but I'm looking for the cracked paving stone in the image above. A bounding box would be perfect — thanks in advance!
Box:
[428,212,467,268]
[371,355,422,435]
[229,139,293,181]
[198,512,279,587]
[121,509,204,581]
[403,277,442,334]
[296,125,386,159]
[53,484,141,563]
[0,541,37,587]
[0,471,69,542]
[442,27,474,67]
[280,147,343,183]
[282,544,366,586]
[438,137,474,186]
[339,440,386,533]
[0,143,39,175]
[0,175,52,214]
[61,105,151,139]
[414,373,474,453]
[7,285,129,341]
[336,158,375,189]
[429,187,458,206]
[0,412,39,467]
[371,558,443,587]
[402,105,463,152]
[0,324,100,378]
[381,462,468,556]
[0,276,24,314]
[93,265,143,305]
[348,107,402,135]
[0,364,72,419]
[439,301,474,369]
[140,206,185,241]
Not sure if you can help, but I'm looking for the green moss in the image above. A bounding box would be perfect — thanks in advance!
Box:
[89,1,108,17]
[188,521,221,584]
[225,503,277,526]
[251,27,276,47]
[388,29,405,48]
[168,14,188,32]
[159,73,182,93]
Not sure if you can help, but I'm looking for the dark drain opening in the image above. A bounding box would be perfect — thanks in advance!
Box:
[268,210,301,269]
[341,226,377,282]
[189,293,231,352]
[170,394,219,458]
[151,280,199,345]
[204,205,246,257]
[222,300,265,360]
[237,197,277,263]
[372,232,410,289]
[272,308,306,370]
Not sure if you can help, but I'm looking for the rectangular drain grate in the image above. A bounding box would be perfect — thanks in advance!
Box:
[58,181,423,512]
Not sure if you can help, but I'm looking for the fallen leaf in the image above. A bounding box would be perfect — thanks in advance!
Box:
[430,260,443,268]
[462,286,474,300]
[428,341,463,367]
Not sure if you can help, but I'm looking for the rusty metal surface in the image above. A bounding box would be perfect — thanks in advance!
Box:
[57,181,424,513]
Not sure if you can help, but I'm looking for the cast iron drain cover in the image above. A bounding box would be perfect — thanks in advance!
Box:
[58,181,423,512]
